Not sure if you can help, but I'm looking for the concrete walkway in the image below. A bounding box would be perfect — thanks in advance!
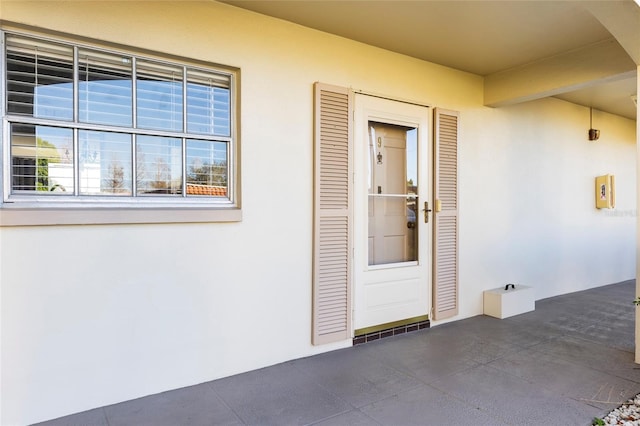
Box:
[37,280,638,426]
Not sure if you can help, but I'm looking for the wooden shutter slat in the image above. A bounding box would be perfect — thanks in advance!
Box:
[433,109,459,321]
[313,83,352,345]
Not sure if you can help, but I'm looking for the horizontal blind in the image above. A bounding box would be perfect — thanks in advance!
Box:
[137,60,184,132]
[6,34,74,120]
[186,70,231,136]
[78,48,133,127]
[4,31,235,202]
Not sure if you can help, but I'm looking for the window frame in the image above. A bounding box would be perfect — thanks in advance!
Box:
[0,29,241,226]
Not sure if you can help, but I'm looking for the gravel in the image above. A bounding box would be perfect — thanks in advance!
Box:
[600,393,640,425]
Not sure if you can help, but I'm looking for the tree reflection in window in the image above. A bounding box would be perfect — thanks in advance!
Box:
[5,33,234,202]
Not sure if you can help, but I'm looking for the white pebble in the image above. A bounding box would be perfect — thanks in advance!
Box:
[599,393,640,425]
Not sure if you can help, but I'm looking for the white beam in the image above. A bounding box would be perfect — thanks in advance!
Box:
[484,39,636,107]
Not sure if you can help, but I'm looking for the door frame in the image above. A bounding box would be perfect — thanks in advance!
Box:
[352,93,433,333]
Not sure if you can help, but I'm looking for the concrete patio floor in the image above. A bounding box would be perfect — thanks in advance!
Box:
[36,280,638,426]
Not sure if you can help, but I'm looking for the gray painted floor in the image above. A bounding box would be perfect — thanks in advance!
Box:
[36,280,638,426]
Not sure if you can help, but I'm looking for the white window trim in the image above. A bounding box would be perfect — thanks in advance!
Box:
[0,28,241,226]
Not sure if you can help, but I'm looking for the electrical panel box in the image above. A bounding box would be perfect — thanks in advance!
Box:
[595,174,615,209]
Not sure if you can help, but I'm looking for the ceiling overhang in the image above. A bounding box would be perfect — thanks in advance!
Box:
[220,0,639,120]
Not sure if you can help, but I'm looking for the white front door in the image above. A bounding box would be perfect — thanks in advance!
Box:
[354,94,431,331]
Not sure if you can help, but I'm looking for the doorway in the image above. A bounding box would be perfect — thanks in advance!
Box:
[354,95,432,332]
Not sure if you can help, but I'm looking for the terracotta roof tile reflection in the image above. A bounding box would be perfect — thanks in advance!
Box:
[186,183,227,196]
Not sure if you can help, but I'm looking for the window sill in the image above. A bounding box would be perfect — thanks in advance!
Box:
[0,206,242,226]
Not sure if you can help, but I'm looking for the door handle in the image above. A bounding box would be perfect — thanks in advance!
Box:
[423,201,432,223]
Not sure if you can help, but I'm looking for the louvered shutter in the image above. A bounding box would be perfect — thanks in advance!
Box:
[312,83,353,345]
[433,108,459,320]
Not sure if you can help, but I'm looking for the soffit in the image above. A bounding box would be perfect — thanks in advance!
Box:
[221,0,639,120]
[221,1,609,76]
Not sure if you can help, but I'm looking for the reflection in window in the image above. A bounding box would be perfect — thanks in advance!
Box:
[79,131,132,195]
[10,124,74,193]
[187,69,230,136]
[137,60,183,131]
[186,140,228,197]
[136,136,182,195]
[4,33,235,203]
[6,37,74,120]
[79,49,133,127]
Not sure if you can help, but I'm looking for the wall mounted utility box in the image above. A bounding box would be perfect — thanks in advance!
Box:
[595,174,615,209]
[483,284,534,319]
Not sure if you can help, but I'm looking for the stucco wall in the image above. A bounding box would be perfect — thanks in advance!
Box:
[0,1,636,424]
[460,99,636,318]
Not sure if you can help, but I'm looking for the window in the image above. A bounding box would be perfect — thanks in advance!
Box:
[2,32,237,211]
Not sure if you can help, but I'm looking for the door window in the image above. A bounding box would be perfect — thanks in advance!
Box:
[367,122,418,266]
